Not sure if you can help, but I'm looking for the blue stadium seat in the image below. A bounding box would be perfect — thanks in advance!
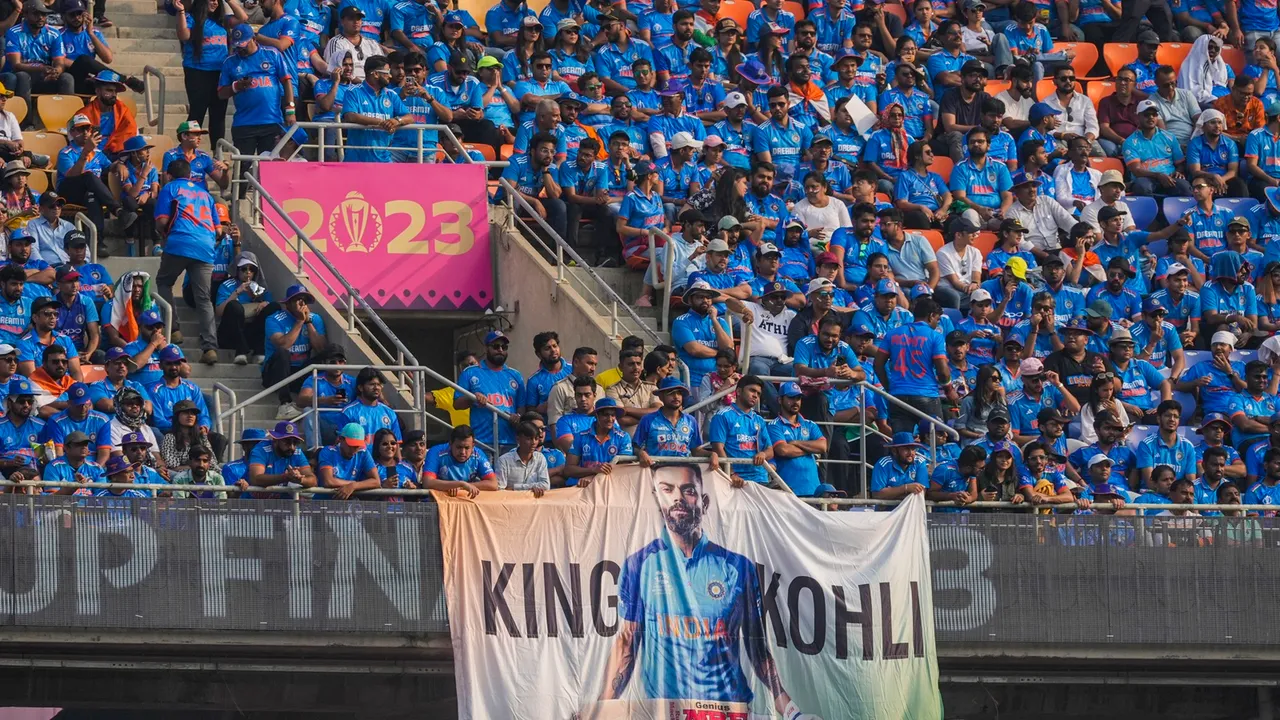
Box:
[1231,349,1258,363]
[943,307,963,327]
[1217,198,1258,216]
[1178,425,1203,447]
[1162,196,1195,225]
[1126,424,1156,452]
[1147,238,1167,256]
[1173,391,1198,419]
[1184,349,1211,367]
[1128,196,1158,230]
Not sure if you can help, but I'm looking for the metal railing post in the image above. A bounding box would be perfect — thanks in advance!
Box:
[74,213,98,264]
[859,384,868,499]
[141,65,166,133]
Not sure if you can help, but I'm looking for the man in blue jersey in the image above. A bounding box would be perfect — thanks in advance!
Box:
[634,376,704,466]
[708,375,772,487]
[565,396,632,486]
[338,366,402,444]
[524,330,571,417]
[430,52,502,152]
[874,296,955,433]
[247,420,317,493]
[421,424,498,495]
[56,114,118,242]
[767,382,827,496]
[671,280,734,391]
[343,55,418,163]
[147,344,213,434]
[753,86,812,188]
[456,330,524,451]
[262,283,329,419]
[154,157,219,366]
[316,422,381,500]
[6,0,73,108]
[218,24,294,160]
[0,265,29,347]
[599,463,813,720]
[222,427,266,490]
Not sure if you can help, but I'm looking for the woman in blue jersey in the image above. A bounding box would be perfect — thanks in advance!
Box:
[548,19,591,87]
[1247,37,1280,106]
[502,17,547,86]
[174,0,250,146]
[371,427,419,498]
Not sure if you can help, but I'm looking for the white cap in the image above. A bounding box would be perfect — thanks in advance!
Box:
[1136,99,1159,114]
[807,277,835,294]
[1164,261,1188,276]
[0,344,16,356]
[1088,454,1115,468]
[1260,336,1280,366]
[757,242,780,256]
[706,238,730,253]
[1211,330,1238,346]
[961,208,982,227]
[670,131,703,150]
[970,288,993,303]
[722,92,748,109]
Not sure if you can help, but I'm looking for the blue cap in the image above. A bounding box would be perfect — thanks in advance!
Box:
[443,10,465,24]
[229,23,254,48]
[1010,170,1038,189]
[833,49,864,66]
[139,308,164,327]
[656,376,689,395]
[875,278,899,296]
[658,79,686,97]
[762,280,790,297]
[121,135,153,154]
[67,382,91,405]
[634,159,657,176]
[1063,317,1093,334]
[988,440,1015,456]
[885,431,922,448]
[1267,186,1280,214]
[240,427,268,443]
[813,482,847,497]
[120,430,149,446]
[7,226,30,242]
[1029,101,1062,124]
[284,283,314,303]
[93,69,127,88]
[851,321,876,336]
[1267,98,1280,116]
[778,382,803,398]
[104,347,133,364]
[592,397,620,414]
[734,59,773,85]
[483,330,508,345]
[268,420,304,441]
[6,377,33,396]
[1143,296,1166,314]
[158,345,184,363]
[103,456,134,477]
[1198,412,1232,431]
[909,283,932,300]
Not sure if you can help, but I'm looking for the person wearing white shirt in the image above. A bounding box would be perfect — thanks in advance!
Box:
[789,168,852,245]
[323,6,387,83]
[496,423,551,495]
[24,193,73,265]
[1052,136,1103,213]
[727,289,795,413]
[1007,171,1078,261]
[995,63,1036,135]
[1079,169,1136,233]
[1043,66,1103,156]
[936,213,984,308]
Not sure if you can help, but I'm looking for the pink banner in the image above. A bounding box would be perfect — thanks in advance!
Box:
[258,162,493,311]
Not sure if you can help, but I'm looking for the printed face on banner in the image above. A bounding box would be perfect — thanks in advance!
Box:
[435,465,943,720]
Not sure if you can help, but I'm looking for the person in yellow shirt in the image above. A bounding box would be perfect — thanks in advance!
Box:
[594,335,645,389]
[427,350,479,427]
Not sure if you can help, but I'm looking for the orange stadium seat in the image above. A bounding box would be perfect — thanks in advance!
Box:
[986,79,1010,96]
[1157,42,1193,73]
[6,96,25,125]
[35,95,85,132]
[1036,78,1080,100]
[928,155,953,182]
[1103,43,1139,75]
[1056,42,1100,79]
[1089,157,1124,174]
[1087,80,1115,109]
[22,131,65,159]
[884,2,908,23]
[973,231,998,256]
[919,229,944,251]
[783,1,805,17]
[1223,46,1246,74]
[718,0,753,28]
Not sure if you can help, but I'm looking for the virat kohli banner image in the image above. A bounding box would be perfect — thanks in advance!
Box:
[436,464,943,720]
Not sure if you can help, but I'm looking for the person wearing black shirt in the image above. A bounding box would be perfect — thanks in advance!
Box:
[1044,317,1108,404]
[934,59,991,163]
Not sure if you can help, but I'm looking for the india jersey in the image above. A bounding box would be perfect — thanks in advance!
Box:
[618,532,762,703]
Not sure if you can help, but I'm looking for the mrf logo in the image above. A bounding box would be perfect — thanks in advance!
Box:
[668,703,747,720]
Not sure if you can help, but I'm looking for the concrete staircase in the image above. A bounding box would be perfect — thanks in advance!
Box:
[580,266,667,345]
[98,0,204,139]
[99,255,280,439]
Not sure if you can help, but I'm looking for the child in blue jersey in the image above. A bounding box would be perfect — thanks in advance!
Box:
[423,425,498,496]
[316,423,382,500]
[959,289,1001,364]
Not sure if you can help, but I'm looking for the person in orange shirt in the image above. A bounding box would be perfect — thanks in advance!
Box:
[1214,76,1266,146]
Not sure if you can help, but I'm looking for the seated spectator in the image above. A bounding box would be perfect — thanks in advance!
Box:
[896,141,952,230]
[1053,138,1103,215]
[870,431,928,500]
[428,52,502,153]
[1105,327,1172,424]
[496,421,551,496]
[40,380,107,454]
[497,130,567,243]
[159,398,218,471]
[0,265,29,348]
[100,389,156,463]
[81,70,140,160]
[0,377,43,474]
[672,281,734,391]
[8,228,53,298]
[5,0,74,112]
[315,422,380,500]
[932,55,986,162]
[339,367,402,444]
[246,421,317,491]
[89,349,148,418]
[43,430,103,495]
[1245,100,1280,201]
[342,55,416,164]
[1098,67,1144,159]
[423,424,498,496]
[1227,360,1280,450]
[1124,99,1193,198]
[146,345,210,434]
[121,308,167,386]
[26,192,72,268]
[263,284,328,419]
[1149,64,1201,147]
[18,296,81,380]
[1177,35,1232,109]
[163,121,229,191]
[0,162,38,223]
[367,427,416,494]
[60,232,111,308]
[57,115,120,243]
[51,265,105,366]
[950,127,1013,230]
[296,345,355,445]
[29,343,75,414]
[956,365,1007,443]
[166,445,227,498]
[215,251,275,365]
[862,102,909,194]
[220,427,265,490]
[1197,252,1259,340]
[108,135,157,238]
[1068,409,1138,488]
[322,6,384,84]
[1212,76,1263,149]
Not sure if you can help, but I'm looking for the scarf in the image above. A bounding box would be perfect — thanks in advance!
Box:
[788,79,830,123]
[115,388,148,430]
[80,97,140,156]
[1177,35,1229,106]
[108,271,154,343]
[877,102,910,169]
[1192,108,1226,140]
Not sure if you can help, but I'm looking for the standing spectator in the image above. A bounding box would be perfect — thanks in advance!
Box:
[219,24,294,158]
[422,425,499,496]
[544,345,602,427]
[564,398,632,486]
[392,52,454,163]
[633,376,702,466]
[175,0,249,147]
[767,382,827,496]
[214,250,273,365]
[315,423,380,500]
[1125,99,1194,197]
[870,431,929,500]
[5,0,73,114]
[707,374,771,487]
[605,349,657,435]
[321,6,383,85]
[1099,67,1144,159]
[57,115,119,244]
[154,158,218,366]
[874,297,955,432]
[262,283,327,418]
[295,346,354,445]
[496,421,551,496]
[455,330,523,451]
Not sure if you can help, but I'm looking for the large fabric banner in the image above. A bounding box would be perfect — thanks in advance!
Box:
[258,162,493,311]
[437,465,942,720]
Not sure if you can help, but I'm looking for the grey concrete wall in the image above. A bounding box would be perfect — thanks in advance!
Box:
[491,210,622,378]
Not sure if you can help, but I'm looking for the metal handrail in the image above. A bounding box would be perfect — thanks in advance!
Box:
[211,382,237,445]
[647,227,678,334]
[798,497,1280,512]
[151,293,174,344]
[265,121,497,166]
[497,177,663,346]
[73,212,97,264]
[141,65,166,133]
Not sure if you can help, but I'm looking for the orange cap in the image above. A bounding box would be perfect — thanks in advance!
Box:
[215,203,230,224]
